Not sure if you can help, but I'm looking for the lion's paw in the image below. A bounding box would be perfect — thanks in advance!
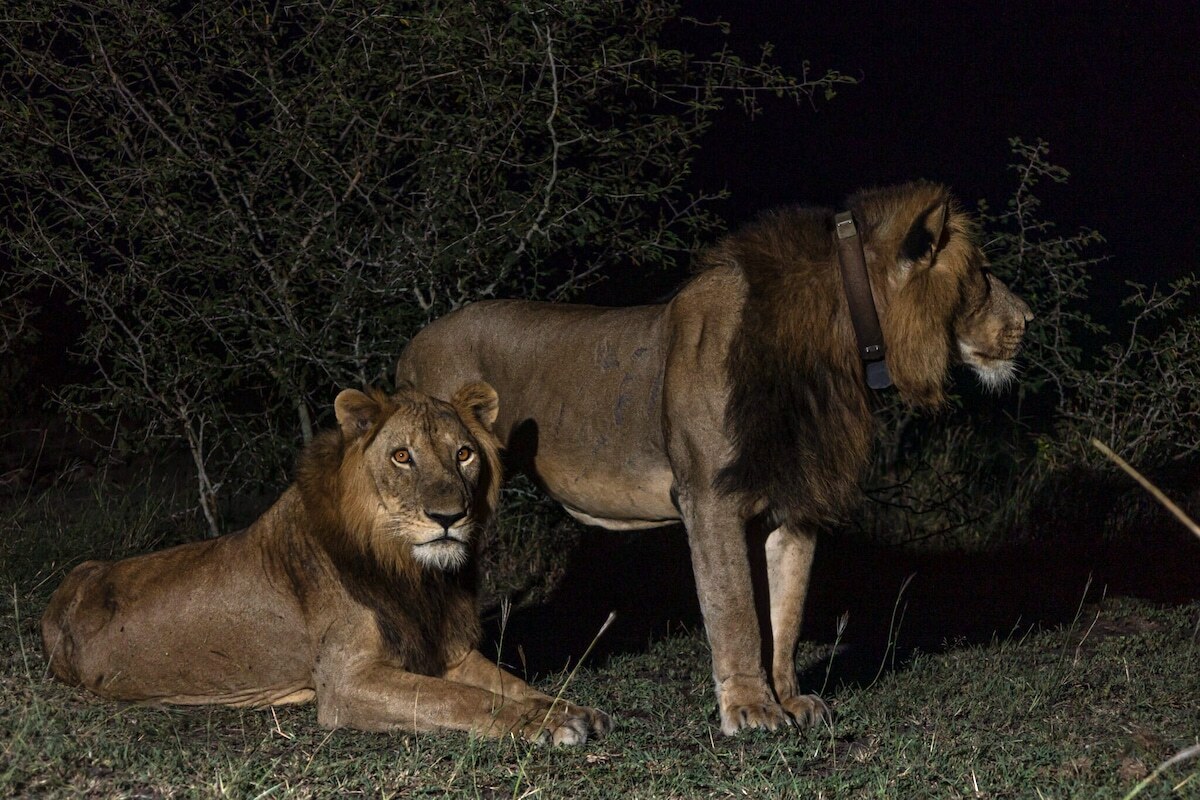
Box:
[546,700,613,740]
[780,693,831,728]
[523,702,596,747]
[578,704,613,738]
[717,676,789,735]
[724,701,790,734]
[546,714,590,747]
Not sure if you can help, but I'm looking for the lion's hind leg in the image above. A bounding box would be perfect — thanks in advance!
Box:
[40,560,112,687]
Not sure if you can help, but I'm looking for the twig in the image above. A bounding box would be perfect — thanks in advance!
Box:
[1121,743,1200,800]
[269,706,294,740]
[511,611,616,799]
[1090,439,1200,541]
[869,573,915,689]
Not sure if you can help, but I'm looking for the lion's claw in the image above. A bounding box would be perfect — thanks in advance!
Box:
[717,676,790,735]
[781,693,831,728]
[734,702,790,732]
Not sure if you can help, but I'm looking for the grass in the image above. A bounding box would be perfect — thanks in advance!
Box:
[2,478,1198,798]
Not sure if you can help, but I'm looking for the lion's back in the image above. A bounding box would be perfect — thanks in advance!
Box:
[398,298,669,424]
[396,300,524,396]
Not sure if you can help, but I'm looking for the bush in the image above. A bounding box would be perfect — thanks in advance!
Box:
[0,297,36,420]
[1049,278,1200,469]
[0,1,849,536]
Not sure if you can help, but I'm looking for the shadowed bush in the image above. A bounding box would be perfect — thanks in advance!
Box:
[0,1,848,612]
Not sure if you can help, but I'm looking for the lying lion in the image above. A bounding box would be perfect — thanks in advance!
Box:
[41,383,611,745]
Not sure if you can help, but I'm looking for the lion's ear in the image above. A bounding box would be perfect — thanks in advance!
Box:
[451,382,500,432]
[899,199,951,268]
[334,389,382,438]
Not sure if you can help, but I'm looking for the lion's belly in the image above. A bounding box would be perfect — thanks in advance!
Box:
[399,299,681,529]
[517,380,678,528]
[537,455,679,530]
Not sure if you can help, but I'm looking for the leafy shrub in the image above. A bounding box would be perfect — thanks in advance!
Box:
[0,1,848,537]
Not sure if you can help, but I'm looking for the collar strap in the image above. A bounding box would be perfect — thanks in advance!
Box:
[834,210,892,390]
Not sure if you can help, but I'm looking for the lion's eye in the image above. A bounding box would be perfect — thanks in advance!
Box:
[391,448,412,466]
[456,446,474,464]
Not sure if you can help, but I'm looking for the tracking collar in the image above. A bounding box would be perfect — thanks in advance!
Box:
[834,210,892,390]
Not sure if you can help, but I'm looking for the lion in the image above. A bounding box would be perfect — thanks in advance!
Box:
[396,181,1032,735]
[41,383,611,745]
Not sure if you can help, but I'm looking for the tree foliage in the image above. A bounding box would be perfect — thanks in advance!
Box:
[1,0,849,534]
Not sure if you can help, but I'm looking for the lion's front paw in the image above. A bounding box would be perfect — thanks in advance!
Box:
[723,701,789,734]
[522,701,600,747]
[582,704,613,738]
[717,676,789,735]
[780,692,831,728]
[544,713,590,747]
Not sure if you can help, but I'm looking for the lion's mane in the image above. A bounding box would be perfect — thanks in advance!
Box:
[716,181,976,529]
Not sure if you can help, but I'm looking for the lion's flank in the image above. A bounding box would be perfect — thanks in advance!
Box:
[716,181,977,529]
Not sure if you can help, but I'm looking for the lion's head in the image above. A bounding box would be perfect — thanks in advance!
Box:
[299,382,502,574]
[952,271,1032,392]
[848,181,1033,404]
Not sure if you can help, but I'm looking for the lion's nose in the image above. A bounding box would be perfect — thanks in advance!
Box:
[1018,297,1034,325]
[426,510,466,531]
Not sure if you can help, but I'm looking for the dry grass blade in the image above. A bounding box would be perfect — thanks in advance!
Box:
[1121,743,1200,800]
[1091,439,1200,541]
[511,611,617,799]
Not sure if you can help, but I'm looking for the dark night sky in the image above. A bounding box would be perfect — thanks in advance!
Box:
[658,2,1200,300]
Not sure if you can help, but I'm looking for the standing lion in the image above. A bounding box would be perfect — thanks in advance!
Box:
[42,383,611,744]
[396,182,1032,735]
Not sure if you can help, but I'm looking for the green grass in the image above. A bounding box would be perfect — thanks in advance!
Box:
[2,483,1198,799]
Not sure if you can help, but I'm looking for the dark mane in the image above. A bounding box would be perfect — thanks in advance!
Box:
[292,398,480,675]
[714,206,873,528]
[714,182,974,528]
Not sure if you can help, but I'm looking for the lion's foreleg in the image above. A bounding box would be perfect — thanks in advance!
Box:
[680,490,787,735]
[443,648,544,701]
[315,661,592,745]
[765,525,830,727]
[444,649,612,738]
